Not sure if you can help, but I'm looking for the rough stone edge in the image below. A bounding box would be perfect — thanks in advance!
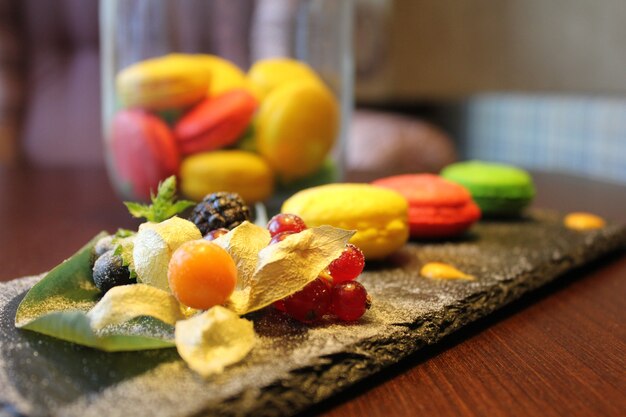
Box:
[191,229,626,417]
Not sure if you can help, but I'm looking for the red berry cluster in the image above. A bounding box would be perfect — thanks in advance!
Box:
[266,213,371,323]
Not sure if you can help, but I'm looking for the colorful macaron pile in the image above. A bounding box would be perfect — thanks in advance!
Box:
[110,54,339,201]
[279,161,538,259]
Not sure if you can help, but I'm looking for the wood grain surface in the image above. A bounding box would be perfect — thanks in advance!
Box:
[0,167,624,417]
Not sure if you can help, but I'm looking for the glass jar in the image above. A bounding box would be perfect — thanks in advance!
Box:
[100,0,353,211]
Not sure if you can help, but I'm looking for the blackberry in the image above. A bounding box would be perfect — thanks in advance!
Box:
[93,250,135,293]
[188,192,251,235]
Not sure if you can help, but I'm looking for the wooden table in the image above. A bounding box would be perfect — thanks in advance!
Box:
[0,166,624,417]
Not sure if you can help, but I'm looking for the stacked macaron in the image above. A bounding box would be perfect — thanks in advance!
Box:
[441,161,535,216]
[372,174,481,238]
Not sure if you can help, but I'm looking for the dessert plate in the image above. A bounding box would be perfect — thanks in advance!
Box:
[1,211,624,417]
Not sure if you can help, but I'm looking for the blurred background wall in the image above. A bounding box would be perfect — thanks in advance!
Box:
[355,0,626,184]
[1,0,625,183]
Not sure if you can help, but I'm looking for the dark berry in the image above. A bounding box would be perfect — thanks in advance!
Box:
[204,228,229,241]
[92,250,136,293]
[267,213,307,237]
[328,244,365,283]
[330,281,370,322]
[188,192,251,235]
[93,235,115,259]
[269,231,295,245]
[283,278,331,323]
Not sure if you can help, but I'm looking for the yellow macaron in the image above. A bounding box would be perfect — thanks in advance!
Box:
[281,183,409,260]
[186,54,262,100]
[255,80,339,182]
[247,58,322,99]
[180,150,274,204]
[116,54,211,110]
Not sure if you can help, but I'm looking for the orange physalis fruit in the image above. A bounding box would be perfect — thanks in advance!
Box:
[168,240,237,310]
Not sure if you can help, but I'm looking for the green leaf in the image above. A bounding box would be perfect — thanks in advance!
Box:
[115,228,136,238]
[19,312,174,352]
[15,232,176,351]
[124,201,152,220]
[123,176,195,223]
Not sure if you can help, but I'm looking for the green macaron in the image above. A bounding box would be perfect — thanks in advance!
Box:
[440,160,535,216]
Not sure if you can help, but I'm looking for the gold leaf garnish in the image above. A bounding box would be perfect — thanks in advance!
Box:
[225,225,355,315]
[87,284,185,330]
[175,306,255,377]
[133,216,202,292]
[213,221,271,290]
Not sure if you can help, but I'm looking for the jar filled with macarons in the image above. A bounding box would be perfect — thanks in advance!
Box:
[100,0,353,210]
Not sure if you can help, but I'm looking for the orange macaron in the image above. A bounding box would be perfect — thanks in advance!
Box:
[174,89,257,155]
[372,174,481,238]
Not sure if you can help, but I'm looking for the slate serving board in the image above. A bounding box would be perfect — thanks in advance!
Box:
[1,210,625,417]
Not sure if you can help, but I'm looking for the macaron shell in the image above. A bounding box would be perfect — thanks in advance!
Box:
[373,174,481,238]
[373,174,471,207]
[281,183,409,260]
[441,160,535,200]
[247,58,322,98]
[255,81,339,181]
[441,160,535,215]
[180,150,274,204]
[408,202,481,237]
[174,89,258,155]
[111,110,180,200]
[116,54,211,110]
[471,196,532,216]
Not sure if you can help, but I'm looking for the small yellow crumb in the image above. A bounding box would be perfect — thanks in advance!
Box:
[564,212,606,231]
[420,262,474,281]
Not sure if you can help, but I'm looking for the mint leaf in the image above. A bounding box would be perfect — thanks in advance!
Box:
[124,202,153,220]
[115,228,135,238]
[123,176,195,223]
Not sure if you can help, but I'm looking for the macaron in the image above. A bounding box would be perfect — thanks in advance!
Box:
[255,80,339,182]
[440,160,535,216]
[110,110,180,200]
[174,89,258,155]
[179,150,274,204]
[281,183,409,260]
[116,54,211,110]
[372,174,481,238]
[247,58,322,99]
[186,54,261,99]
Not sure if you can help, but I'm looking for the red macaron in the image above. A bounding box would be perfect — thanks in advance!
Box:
[372,174,481,238]
[111,109,180,200]
[174,89,258,155]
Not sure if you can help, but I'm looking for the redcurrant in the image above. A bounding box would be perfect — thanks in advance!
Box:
[273,299,287,312]
[267,213,307,237]
[283,278,331,323]
[330,281,370,322]
[204,228,229,241]
[269,231,295,245]
[328,244,365,283]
